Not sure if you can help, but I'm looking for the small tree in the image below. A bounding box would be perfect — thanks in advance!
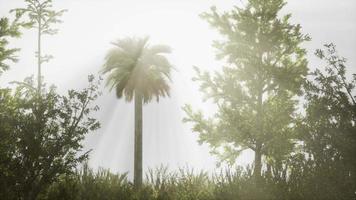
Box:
[183,0,310,181]
[292,43,356,199]
[0,75,101,200]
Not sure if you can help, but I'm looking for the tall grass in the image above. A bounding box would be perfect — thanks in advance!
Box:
[39,164,299,200]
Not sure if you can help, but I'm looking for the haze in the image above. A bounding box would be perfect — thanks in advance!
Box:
[0,0,355,177]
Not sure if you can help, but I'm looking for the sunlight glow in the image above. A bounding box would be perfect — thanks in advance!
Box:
[0,0,355,177]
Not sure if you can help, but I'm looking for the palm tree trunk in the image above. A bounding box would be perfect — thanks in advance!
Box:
[134,92,143,189]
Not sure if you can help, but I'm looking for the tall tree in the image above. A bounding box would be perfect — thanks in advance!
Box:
[102,37,173,189]
[12,0,66,94]
[183,0,309,181]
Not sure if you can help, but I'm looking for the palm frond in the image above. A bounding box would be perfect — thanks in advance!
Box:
[102,36,173,103]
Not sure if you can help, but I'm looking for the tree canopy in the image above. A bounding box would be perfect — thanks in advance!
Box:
[102,36,173,103]
[183,0,310,179]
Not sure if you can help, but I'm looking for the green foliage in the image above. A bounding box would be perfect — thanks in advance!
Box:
[0,75,101,200]
[38,165,311,200]
[183,0,309,176]
[291,43,356,200]
[0,16,23,75]
[102,36,173,103]
[43,163,132,200]
[42,166,234,200]
[11,0,66,93]
[11,0,66,36]
[39,161,356,200]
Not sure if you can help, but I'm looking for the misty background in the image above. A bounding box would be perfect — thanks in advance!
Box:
[0,0,355,177]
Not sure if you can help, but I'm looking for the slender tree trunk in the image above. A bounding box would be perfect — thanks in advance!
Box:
[266,163,272,179]
[134,92,143,189]
[37,19,42,95]
[254,81,263,182]
[254,142,262,180]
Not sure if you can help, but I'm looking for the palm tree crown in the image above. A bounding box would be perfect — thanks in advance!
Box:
[102,37,173,103]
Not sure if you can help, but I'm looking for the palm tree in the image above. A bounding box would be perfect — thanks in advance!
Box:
[102,36,173,189]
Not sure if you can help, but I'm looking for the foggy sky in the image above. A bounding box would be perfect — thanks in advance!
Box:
[0,0,355,177]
